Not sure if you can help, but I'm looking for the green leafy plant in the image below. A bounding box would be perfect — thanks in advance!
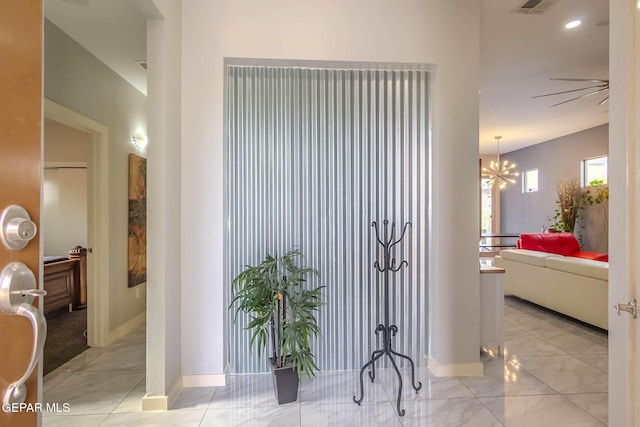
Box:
[548,178,609,233]
[231,248,324,379]
[578,182,609,248]
[581,183,609,207]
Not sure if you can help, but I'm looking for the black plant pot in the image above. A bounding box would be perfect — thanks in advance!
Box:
[270,358,299,404]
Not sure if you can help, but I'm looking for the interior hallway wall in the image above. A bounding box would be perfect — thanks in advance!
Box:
[143,0,183,403]
[176,0,481,380]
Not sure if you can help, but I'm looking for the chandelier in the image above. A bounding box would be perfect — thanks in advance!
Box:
[482,136,518,190]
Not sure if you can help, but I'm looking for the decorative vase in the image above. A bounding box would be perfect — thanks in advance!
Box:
[270,358,299,404]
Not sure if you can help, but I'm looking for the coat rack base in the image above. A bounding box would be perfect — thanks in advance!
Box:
[352,323,422,417]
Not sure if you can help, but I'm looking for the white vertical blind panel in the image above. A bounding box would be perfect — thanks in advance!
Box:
[226,65,429,373]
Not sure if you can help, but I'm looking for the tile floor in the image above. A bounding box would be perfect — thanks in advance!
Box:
[42,296,608,426]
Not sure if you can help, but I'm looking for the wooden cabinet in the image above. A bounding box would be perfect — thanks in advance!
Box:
[69,246,87,309]
[43,246,88,313]
[43,259,77,313]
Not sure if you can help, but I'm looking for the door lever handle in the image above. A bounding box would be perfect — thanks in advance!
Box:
[614,299,637,319]
[0,262,47,405]
[11,289,47,298]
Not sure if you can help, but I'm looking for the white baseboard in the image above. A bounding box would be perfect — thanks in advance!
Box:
[167,375,183,408]
[427,356,483,377]
[141,375,183,411]
[183,373,228,387]
[141,394,168,412]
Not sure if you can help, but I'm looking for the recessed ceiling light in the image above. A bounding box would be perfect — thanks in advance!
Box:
[565,20,582,29]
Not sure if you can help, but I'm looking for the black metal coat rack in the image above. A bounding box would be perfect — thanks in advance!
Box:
[353,220,422,416]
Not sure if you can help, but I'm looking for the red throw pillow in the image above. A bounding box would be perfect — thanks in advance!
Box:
[573,251,609,262]
[519,232,581,256]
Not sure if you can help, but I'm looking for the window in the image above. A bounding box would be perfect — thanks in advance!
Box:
[582,156,608,186]
[226,64,430,372]
[522,168,538,193]
[480,178,493,234]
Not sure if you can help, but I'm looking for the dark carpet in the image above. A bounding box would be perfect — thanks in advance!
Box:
[43,308,88,376]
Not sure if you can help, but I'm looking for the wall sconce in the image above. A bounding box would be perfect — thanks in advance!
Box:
[130,133,148,151]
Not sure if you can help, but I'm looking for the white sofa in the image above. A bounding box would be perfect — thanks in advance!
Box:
[494,249,608,330]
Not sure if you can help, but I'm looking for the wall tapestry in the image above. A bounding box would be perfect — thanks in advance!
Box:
[128,153,147,287]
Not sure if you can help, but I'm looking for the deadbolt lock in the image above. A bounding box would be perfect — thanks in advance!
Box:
[0,205,37,250]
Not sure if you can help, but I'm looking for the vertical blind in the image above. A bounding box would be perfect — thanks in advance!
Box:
[226,65,430,373]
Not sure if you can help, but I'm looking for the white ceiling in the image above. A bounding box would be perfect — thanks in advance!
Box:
[480,0,609,154]
[44,0,148,95]
[44,0,609,155]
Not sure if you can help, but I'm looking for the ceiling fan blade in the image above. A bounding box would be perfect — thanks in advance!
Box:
[533,84,608,99]
[548,87,609,107]
[550,78,609,83]
[59,0,90,4]
[597,96,609,105]
[578,87,609,97]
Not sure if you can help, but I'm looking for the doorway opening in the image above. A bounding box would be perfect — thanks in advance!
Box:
[44,99,110,348]
[42,118,90,375]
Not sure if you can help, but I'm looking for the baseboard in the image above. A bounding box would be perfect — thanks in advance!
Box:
[182,373,228,387]
[167,375,183,408]
[141,375,183,411]
[427,356,483,377]
[141,394,168,412]
[106,311,146,345]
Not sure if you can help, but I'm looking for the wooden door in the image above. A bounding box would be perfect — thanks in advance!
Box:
[0,1,43,426]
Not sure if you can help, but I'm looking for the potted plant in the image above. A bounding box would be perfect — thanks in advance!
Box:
[230,247,324,404]
[549,178,582,233]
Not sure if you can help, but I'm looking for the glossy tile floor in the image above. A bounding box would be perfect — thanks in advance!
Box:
[43,296,608,426]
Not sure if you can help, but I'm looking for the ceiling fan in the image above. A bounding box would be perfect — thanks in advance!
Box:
[58,0,90,5]
[532,78,609,107]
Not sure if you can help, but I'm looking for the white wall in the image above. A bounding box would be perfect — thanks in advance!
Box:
[143,0,184,404]
[176,0,481,379]
[43,168,87,255]
[44,118,91,162]
[44,20,147,336]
